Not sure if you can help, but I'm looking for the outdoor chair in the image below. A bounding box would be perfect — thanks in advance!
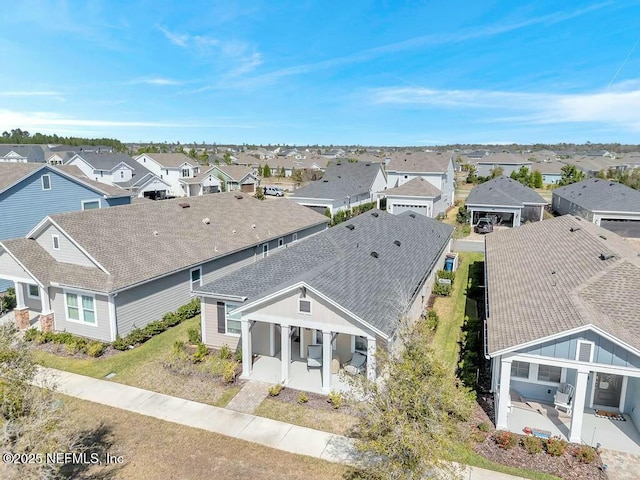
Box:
[344,351,367,375]
[553,383,575,415]
[307,345,323,371]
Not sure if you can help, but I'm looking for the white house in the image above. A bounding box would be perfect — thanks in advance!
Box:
[135,153,201,197]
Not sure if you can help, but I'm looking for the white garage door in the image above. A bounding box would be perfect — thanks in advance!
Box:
[391,204,428,216]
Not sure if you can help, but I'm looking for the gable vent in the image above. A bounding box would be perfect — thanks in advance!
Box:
[345,224,355,230]
[178,202,190,208]
[600,252,614,260]
[370,251,379,258]
[577,342,593,362]
[394,240,401,247]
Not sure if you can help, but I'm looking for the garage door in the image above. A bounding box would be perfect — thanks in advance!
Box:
[240,183,255,193]
[392,204,427,216]
[600,219,640,238]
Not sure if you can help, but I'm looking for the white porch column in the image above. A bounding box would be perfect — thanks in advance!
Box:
[569,370,589,443]
[496,358,512,430]
[14,282,25,309]
[281,324,290,384]
[269,323,276,357]
[322,330,332,392]
[366,336,377,381]
[241,319,252,378]
[539,206,544,222]
[39,286,51,313]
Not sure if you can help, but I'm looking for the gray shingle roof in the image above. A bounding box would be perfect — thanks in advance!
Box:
[386,152,451,173]
[141,153,196,168]
[291,161,383,200]
[71,152,137,171]
[0,164,42,192]
[53,165,131,197]
[196,210,454,338]
[214,165,255,182]
[0,145,45,162]
[466,176,546,207]
[552,178,640,213]
[383,177,442,197]
[41,193,328,292]
[486,215,640,354]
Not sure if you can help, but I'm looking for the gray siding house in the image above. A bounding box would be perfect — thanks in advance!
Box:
[552,178,640,238]
[0,193,328,342]
[194,210,454,393]
[486,216,640,449]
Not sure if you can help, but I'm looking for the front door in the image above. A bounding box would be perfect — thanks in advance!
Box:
[593,373,623,408]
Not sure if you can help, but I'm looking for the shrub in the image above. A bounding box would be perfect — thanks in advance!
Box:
[23,328,40,342]
[162,312,181,327]
[222,361,238,384]
[125,328,146,346]
[493,431,518,450]
[187,326,201,344]
[545,436,568,456]
[86,341,107,358]
[176,298,200,321]
[268,383,283,396]
[218,344,232,360]
[144,320,165,337]
[572,445,596,463]
[192,342,209,363]
[437,269,455,282]
[470,431,487,443]
[328,390,342,409]
[522,436,543,454]
[112,336,129,351]
[432,282,452,296]
[297,392,309,404]
[234,347,242,363]
[64,341,80,355]
[477,422,491,433]
[425,310,439,331]
[172,340,186,356]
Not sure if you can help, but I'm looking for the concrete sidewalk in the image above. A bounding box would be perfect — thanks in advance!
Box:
[35,367,528,479]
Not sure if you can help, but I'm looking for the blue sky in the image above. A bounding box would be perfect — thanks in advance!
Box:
[1,0,640,146]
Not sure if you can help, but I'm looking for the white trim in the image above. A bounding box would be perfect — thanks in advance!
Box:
[225,302,242,337]
[278,237,284,248]
[201,298,207,343]
[298,298,312,315]
[107,294,117,342]
[41,174,51,190]
[190,266,202,292]
[52,234,60,250]
[262,243,269,258]
[81,199,101,210]
[27,284,40,299]
[63,290,98,327]
[576,339,595,362]
[620,376,628,412]
[0,242,46,289]
[507,352,640,378]
[292,233,298,242]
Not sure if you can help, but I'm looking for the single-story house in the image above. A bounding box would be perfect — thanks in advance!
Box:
[0,145,45,163]
[0,193,328,341]
[193,210,454,393]
[206,165,258,193]
[291,161,387,216]
[552,178,640,238]
[377,177,442,218]
[465,176,547,227]
[529,159,564,185]
[472,153,532,178]
[486,215,640,450]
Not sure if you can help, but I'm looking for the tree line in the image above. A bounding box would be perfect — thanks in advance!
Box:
[1,129,127,152]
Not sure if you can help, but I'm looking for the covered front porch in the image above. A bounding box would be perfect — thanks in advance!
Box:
[240,319,376,394]
[0,267,53,332]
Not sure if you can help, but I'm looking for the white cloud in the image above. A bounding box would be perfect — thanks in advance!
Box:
[368,83,640,132]
[0,91,62,97]
[126,77,185,86]
[230,53,264,77]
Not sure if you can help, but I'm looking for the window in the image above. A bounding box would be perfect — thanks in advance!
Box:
[225,303,241,335]
[82,200,100,210]
[181,168,190,178]
[65,292,96,325]
[511,361,530,379]
[292,233,298,242]
[165,169,169,175]
[41,174,51,190]
[28,284,39,299]
[355,336,367,353]
[52,235,60,250]
[190,267,202,290]
[298,298,311,314]
[262,243,269,258]
[120,171,124,178]
[537,365,562,383]
[278,237,284,248]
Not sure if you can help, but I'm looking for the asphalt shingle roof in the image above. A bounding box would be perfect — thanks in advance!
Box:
[141,153,196,168]
[485,215,640,354]
[0,164,42,192]
[552,178,640,213]
[40,193,328,292]
[383,177,442,197]
[71,152,137,171]
[196,210,454,338]
[291,161,383,200]
[466,176,546,207]
[386,152,451,173]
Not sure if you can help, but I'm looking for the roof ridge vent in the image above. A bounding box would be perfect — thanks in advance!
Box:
[202,218,210,225]
[394,240,401,246]
[371,212,379,217]
[600,252,614,260]
[251,223,256,229]
[345,224,355,230]
[409,213,416,218]
[153,231,159,236]
[370,251,379,258]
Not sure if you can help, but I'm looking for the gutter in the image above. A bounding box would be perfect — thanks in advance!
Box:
[191,291,247,302]
[483,238,491,360]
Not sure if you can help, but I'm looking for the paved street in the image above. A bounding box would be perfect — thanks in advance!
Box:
[453,239,485,252]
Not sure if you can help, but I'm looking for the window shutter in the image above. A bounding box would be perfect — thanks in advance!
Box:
[217,302,226,334]
[578,342,592,362]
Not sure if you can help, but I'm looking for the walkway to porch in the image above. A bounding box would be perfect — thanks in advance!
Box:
[247,350,351,395]
[508,402,640,455]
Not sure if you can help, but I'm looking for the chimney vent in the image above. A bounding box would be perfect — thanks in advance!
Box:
[370,251,379,258]
[345,224,355,230]
[202,218,210,225]
[394,240,401,246]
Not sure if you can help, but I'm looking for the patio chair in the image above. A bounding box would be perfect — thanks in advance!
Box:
[307,345,323,371]
[553,383,575,415]
[344,351,367,375]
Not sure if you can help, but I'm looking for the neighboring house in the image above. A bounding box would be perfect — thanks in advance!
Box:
[377,177,442,218]
[530,159,564,185]
[134,153,200,197]
[290,161,387,215]
[465,176,547,226]
[0,163,131,291]
[0,145,45,163]
[0,193,328,341]
[486,215,640,447]
[473,153,532,178]
[207,165,258,193]
[385,152,455,216]
[194,210,454,393]
[561,155,627,176]
[552,178,640,238]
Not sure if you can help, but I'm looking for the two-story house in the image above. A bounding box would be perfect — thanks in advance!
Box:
[134,153,201,197]
[0,145,45,163]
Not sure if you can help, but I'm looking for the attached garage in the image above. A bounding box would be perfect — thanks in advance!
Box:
[388,203,431,217]
[599,219,640,238]
[240,183,255,193]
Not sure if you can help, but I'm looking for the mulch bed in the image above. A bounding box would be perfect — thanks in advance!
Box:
[32,341,123,360]
[270,386,360,416]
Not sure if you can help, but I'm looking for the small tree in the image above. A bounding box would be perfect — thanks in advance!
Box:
[490,166,504,178]
[254,186,265,200]
[466,165,477,184]
[456,205,470,224]
[559,164,585,186]
[291,168,303,187]
[222,152,233,165]
[531,170,543,188]
[262,164,271,178]
[279,166,286,177]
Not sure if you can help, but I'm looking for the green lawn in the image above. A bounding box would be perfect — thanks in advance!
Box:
[33,316,200,382]
[431,252,483,370]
